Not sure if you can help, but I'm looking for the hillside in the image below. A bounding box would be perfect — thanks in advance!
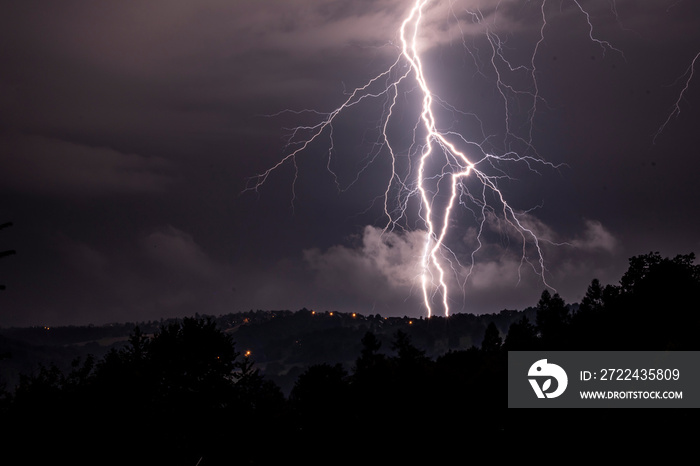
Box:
[0,307,537,395]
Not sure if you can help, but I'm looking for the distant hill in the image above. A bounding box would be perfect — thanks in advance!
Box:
[0,307,540,395]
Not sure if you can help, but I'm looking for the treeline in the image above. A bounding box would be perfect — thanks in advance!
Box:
[0,307,528,398]
[0,317,505,465]
[0,304,536,396]
[0,251,698,464]
[512,251,700,351]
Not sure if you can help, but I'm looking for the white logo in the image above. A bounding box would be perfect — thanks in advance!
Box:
[528,359,568,398]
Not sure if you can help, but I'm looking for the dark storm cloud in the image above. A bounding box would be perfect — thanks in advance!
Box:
[0,133,173,195]
[34,226,238,325]
[0,0,699,326]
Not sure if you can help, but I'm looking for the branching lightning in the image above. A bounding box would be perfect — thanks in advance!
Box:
[244,0,634,317]
[654,51,700,143]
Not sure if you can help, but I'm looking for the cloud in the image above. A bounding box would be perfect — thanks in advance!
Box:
[0,133,173,195]
[442,214,619,311]
[42,226,237,324]
[303,225,426,302]
[58,236,110,278]
[570,219,618,252]
[299,221,559,315]
[140,225,229,282]
[503,213,618,253]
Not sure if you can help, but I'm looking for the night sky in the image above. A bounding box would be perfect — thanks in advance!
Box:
[1,0,699,327]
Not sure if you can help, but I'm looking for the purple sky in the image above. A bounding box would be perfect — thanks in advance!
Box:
[1,0,699,327]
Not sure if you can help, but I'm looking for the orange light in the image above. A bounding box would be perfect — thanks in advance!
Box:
[329,312,334,316]
[352,313,356,318]
[245,350,251,357]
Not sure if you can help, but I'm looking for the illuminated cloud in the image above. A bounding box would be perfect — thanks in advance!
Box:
[507,214,617,253]
[571,219,618,252]
[303,225,426,300]
[302,223,558,314]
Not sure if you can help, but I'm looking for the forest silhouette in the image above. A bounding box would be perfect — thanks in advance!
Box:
[1,251,699,464]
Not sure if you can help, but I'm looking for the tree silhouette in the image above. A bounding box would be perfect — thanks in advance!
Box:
[2,317,293,465]
[614,252,700,349]
[553,252,700,350]
[352,331,388,384]
[290,363,348,410]
[570,278,619,348]
[579,278,605,313]
[391,329,428,366]
[535,290,570,348]
[503,315,538,350]
[481,321,503,352]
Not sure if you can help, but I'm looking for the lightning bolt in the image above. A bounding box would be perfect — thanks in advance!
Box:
[654,51,700,143]
[401,1,558,317]
[244,1,627,317]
